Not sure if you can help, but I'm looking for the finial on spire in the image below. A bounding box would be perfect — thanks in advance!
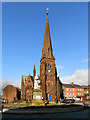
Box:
[46,8,49,14]
[34,64,35,69]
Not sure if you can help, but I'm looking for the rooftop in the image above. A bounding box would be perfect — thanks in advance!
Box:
[63,83,82,88]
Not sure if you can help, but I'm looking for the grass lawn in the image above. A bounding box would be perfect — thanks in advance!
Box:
[2,102,82,109]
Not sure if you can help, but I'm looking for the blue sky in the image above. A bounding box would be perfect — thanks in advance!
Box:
[2,2,88,87]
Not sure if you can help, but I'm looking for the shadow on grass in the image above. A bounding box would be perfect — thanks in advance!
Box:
[3,103,83,109]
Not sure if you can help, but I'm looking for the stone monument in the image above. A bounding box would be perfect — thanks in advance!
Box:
[33,74,42,100]
[34,74,40,89]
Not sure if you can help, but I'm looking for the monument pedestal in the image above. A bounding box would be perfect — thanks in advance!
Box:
[33,89,42,100]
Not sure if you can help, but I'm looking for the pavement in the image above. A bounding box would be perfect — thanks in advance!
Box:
[2,108,90,119]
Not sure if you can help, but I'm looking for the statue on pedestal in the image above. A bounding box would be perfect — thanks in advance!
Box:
[34,74,40,89]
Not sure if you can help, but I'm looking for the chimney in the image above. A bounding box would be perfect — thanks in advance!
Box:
[70,82,74,85]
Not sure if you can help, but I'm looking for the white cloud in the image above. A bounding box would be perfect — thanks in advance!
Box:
[2,78,21,89]
[0,78,21,94]
[57,65,64,70]
[57,64,64,77]
[82,58,90,63]
[60,69,88,86]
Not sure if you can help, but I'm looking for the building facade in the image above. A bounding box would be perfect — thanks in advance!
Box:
[3,85,21,103]
[21,74,34,101]
[63,82,84,101]
[82,85,90,100]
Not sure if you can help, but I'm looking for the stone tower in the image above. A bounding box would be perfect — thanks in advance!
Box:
[40,12,57,102]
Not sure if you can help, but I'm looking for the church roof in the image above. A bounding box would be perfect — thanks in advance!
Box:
[22,75,33,85]
[16,87,21,91]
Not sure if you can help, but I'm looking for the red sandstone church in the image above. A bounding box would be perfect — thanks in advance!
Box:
[21,12,63,103]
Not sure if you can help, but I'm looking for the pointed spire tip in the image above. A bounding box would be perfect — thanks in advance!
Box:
[46,8,49,15]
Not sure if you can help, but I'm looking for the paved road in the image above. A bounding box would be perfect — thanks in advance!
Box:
[1,108,90,119]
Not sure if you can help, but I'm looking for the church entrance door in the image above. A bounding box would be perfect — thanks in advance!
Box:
[46,94,52,100]
[49,94,52,100]
[46,94,49,100]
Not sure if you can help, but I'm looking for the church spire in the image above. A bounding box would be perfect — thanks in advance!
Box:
[41,10,55,61]
[33,65,36,77]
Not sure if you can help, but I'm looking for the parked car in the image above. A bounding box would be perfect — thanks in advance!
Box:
[70,99,75,103]
[67,99,75,103]
[64,99,71,103]
[60,98,75,103]
[60,99,70,103]
[76,98,81,101]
